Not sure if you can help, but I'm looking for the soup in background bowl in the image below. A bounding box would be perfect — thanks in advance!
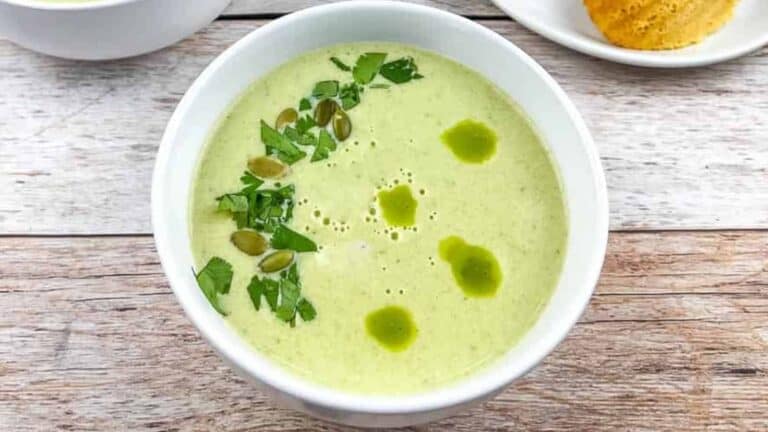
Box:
[153,1,608,427]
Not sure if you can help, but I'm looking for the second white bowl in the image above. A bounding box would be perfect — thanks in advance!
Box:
[0,0,230,60]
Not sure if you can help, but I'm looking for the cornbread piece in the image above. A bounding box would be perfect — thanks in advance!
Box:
[584,0,739,50]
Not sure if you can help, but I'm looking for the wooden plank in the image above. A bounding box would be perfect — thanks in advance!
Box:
[224,0,503,17]
[1,20,766,234]
[1,231,766,431]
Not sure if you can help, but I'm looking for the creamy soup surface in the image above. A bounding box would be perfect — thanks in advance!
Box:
[191,42,568,394]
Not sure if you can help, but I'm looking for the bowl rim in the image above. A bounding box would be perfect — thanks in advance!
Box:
[153,0,608,415]
[0,0,139,11]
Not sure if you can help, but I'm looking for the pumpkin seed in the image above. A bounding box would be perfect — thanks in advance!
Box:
[332,109,352,141]
[313,99,338,127]
[231,230,268,256]
[259,250,295,273]
[275,108,298,130]
[248,156,287,178]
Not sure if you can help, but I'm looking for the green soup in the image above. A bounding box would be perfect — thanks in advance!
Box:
[190,42,568,394]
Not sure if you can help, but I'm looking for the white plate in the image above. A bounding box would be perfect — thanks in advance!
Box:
[491,0,768,67]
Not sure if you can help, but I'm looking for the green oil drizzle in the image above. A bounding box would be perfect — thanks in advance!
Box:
[439,236,501,297]
[377,185,417,226]
[440,119,497,164]
[365,305,417,352]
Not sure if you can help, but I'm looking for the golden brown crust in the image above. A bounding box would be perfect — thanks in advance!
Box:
[583,0,739,50]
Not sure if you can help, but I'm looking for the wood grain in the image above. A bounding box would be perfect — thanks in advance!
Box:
[0,21,767,235]
[224,0,503,17]
[1,231,766,431]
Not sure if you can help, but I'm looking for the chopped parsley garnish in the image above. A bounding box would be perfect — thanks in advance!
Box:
[298,132,317,147]
[283,126,300,143]
[380,57,423,84]
[271,224,318,252]
[217,193,248,213]
[247,264,315,326]
[340,82,362,110]
[330,56,351,71]
[239,171,264,193]
[214,174,315,326]
[201,51,426,325]
[216,175,295,232]
[311,129,337,162]
[260,120,306,165]
[295,114,316,135]
[264,278,280,310]
[247,275,279,311]
[353,52,386,84]
[246,275,264,310]
[312,80,339,99]
[296,298,317,321]
[195,257,233,315]
[276,276,300,323]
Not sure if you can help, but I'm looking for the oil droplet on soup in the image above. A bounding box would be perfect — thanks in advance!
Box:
[377,185,417,227]
[439,236,501,297]
[365,305,417,352]
[440,119,497,164]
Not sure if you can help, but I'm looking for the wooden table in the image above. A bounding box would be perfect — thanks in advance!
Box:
[2,1,766,430]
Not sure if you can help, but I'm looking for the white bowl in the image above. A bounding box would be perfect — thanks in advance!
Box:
[0,0,230,60]
[152,1,608,427]
[492,0,768,68]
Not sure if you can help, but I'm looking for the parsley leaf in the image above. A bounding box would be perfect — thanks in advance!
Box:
[283,126,300,143]
[369,83,390,89]
[275,278,301,323]
[353,52,386,84]
[246,275,263,310]
[263,279,280,311]
[296,114,316,135]
[340,82,361,110]
[252,186,295,233]
[280,278,301,305]
[299,98,312,111]
[260,120,306,165]
[380,57,422,84]
[246,265,315,325]
[311,129,337,162]
[284,262,300,285]
[312,80,339,99]
[195,257,233,315]
[218,179,295,233]
[275,303,296,323]
[239,171,264,193]
[247,275,280,311]
[296,298,317,321]
[298,132,317,147]
[217,193,248,213]
[271,224,318,252]
[330,56,351,71]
